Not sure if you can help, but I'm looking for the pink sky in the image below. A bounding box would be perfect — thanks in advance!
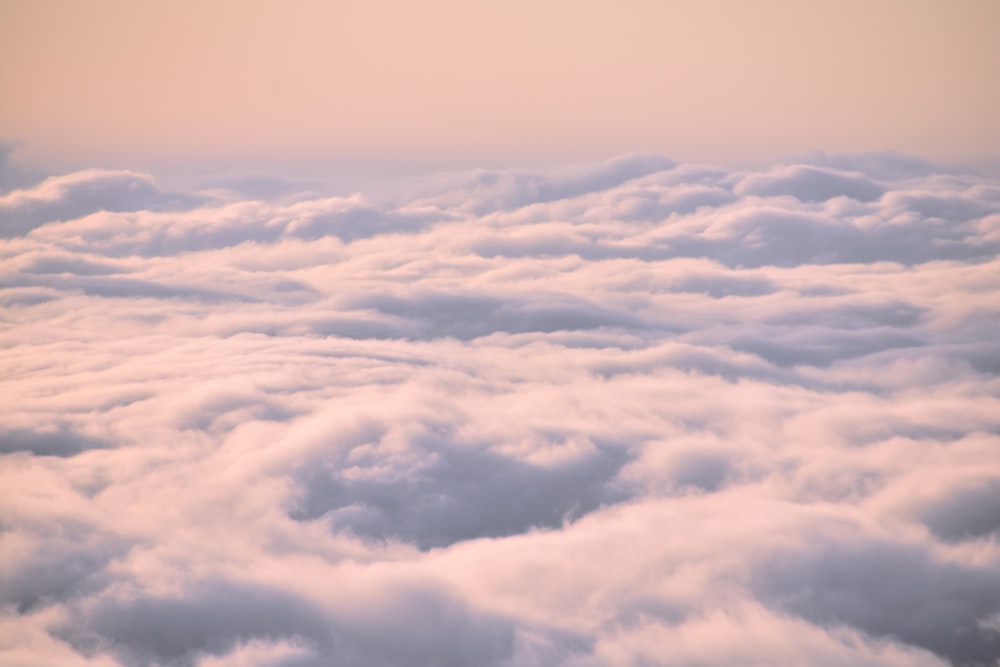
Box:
[2,0,998,170]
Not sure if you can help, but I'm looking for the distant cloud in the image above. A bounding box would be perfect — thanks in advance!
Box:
[1,153,998,666]
[404,152,677,214]
[0,169,205,237]
[0,141,46,194]
[735,164,886,202]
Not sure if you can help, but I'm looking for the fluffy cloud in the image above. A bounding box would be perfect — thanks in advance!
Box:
[1,153,999,666]
[0,169,205,238]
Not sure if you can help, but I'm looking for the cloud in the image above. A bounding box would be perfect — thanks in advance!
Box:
[0,169,205,237]
[291,428,629,549]
[0,426,112,458]
[403,152,676,214]
[0,141,47,194]
[2,152,999,666]
[60,580,335,665]
[754,533,1000,664]
[735,164,886,202]
[911,477,1000,543]
[804,151,966,181]
[348,289,646,340]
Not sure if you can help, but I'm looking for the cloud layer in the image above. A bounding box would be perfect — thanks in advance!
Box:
[2,153,999,666]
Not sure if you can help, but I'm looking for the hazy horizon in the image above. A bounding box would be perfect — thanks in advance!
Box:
[3,0,999,172]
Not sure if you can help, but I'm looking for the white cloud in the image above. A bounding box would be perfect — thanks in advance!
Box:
[1,153,998,666]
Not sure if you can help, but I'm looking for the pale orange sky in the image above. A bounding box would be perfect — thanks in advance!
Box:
[1,0,998,170]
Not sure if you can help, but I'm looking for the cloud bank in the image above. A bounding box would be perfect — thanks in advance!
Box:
[2,153,999,666]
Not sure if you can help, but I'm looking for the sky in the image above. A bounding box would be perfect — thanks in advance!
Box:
[2,3,1000,667]
[1,0,999,172]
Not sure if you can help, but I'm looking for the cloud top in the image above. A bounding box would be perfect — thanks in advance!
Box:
[1,153,999,666]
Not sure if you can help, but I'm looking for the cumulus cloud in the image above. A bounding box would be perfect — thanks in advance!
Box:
[1,153,999,666]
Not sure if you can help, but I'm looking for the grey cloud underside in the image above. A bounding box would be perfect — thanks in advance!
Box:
[56,581,336,665]
[917,479,1000,543]
[292,432,631,549]
[349,290,647,340]
[755,536,1000,665]
[2,153,1000,667]
[0,425,113,458]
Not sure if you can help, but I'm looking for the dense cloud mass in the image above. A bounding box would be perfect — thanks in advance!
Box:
[2,153,999,666]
